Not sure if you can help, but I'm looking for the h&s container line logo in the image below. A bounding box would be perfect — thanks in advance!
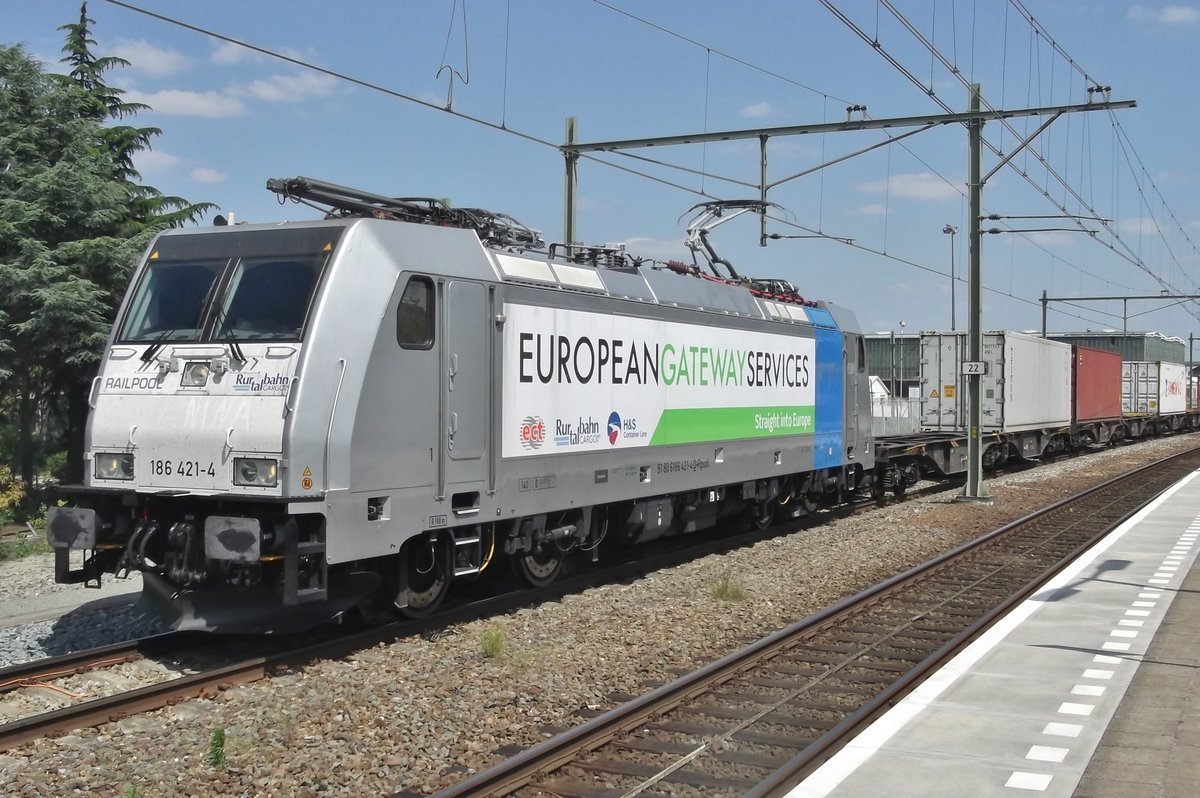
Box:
[607,411,621,445]
[518,416,546,450]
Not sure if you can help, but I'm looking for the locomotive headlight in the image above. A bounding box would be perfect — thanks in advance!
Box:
[95,452,135,480]
[181,361,211,387]
[233,457,278,487]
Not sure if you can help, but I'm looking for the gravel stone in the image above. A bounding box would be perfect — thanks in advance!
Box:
[0,436,1195,796]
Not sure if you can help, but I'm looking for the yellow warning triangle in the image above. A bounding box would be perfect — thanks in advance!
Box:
[302,466,312,477]
[930,389,940,398]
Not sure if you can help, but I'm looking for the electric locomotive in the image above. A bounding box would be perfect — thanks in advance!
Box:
[46,177,873,632]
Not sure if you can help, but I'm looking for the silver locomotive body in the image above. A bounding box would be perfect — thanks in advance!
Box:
[48,195,872,632]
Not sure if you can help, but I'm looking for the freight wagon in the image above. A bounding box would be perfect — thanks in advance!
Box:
[918,331,1073,466]
[1071,346,1125,445]
[1122,361,1191,435]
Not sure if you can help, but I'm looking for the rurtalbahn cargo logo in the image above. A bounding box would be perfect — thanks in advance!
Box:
[607,411,621,445]
[518,416,546,449]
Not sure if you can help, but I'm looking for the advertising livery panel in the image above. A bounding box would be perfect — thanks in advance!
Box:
[501,303,817,458]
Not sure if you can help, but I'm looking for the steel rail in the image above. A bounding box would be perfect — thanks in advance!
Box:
[0,650,271,751]
[1,442,1188,758]
[427,446,1200,798]
[0,633,185,695]
[746,445,1200,796]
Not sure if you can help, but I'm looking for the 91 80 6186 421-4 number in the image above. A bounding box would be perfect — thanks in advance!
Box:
[149,459,216,478]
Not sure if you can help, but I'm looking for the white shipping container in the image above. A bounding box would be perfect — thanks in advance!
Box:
[919,331,1073,432]
[1121,361,1188,415]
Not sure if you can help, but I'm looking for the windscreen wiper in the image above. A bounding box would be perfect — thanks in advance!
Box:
[223,327,246,364]
[210,301,246,364]
[139,328,176,362]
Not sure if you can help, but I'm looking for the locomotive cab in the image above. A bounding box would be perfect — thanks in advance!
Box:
[46,223,371,631]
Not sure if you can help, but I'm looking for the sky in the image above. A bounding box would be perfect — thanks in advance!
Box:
[4,0,1200,347]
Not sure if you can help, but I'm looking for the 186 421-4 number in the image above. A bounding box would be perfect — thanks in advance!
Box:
[149,459,216,478]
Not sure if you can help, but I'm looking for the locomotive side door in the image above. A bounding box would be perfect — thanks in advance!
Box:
[440,280,489,508]
[843,334,860,458]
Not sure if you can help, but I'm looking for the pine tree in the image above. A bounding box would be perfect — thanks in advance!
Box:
[0,3,214,492]
[0,43,122,487]
[58,2,213,231]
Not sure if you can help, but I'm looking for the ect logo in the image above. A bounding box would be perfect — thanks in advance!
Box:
[607,411,621,445]
[519,416,546,450]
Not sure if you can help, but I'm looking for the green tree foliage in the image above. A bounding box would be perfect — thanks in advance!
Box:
[0,2,214,495]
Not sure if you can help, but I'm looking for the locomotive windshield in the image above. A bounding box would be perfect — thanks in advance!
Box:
[116,227,341,343]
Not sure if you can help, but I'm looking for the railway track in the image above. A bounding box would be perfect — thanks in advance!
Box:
[427,446,1200,798]
[0,475,928,755]
[0,631,268,752]
[0,441,1176,757]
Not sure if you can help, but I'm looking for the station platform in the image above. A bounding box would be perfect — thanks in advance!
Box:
[788,470,1200,798]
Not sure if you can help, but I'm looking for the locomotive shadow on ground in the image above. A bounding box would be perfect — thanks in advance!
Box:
[38,596,167,656]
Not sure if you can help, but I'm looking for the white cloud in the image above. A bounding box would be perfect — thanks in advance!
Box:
[859,203,890,216]
[126,88,246,117]
[231,72,338,103]
[133,149,182,173]
[740,102,773,119]
[858,172,961,201]
[210,40,255,65]
[1023,231,1079,246]
[109,39,188,77]
[1129,4,1199,23]
[1119,216,1162,236]
[190,167,228,184]
[122,69,336,119]
[619,236,686,260]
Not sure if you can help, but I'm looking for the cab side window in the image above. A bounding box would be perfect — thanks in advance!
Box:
[397,276,435,349]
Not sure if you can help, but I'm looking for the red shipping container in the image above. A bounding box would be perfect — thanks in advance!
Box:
[1073,345,1123,423]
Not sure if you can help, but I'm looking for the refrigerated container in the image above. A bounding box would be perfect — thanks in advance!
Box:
[920,331,1073,432]
[1073,345,1123,423]
[1121,361,1188,415]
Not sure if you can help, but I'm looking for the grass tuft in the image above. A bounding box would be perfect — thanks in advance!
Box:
[479,624,507,658]
[710,575,747,602]
[0,533,51,562]
[207,727,227,770]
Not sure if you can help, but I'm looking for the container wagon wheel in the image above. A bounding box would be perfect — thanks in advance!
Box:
[871,476,885,500]
[873,466,899,499]
[395,535,452,618]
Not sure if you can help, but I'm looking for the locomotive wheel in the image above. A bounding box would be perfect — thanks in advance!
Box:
[396,536,452,618]
[512,546,564,587]
[793,473,819,514]
[750,501,777,530]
